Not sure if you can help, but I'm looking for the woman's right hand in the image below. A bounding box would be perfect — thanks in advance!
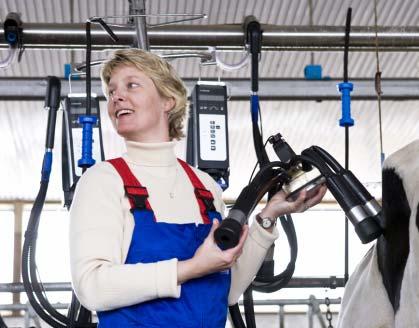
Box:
[177,219,249,285]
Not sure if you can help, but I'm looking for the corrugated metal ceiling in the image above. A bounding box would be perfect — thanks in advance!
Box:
[3,0,419,79]
[0,0,418,201]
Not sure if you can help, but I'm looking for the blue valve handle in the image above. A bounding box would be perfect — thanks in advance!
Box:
[78,115,97,168]
[338,82,354,127]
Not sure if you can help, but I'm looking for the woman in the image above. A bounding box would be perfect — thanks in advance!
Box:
[70,49,326,327]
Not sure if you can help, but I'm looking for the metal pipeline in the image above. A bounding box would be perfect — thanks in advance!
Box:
[3,23,419,50]
[3,78,419,101]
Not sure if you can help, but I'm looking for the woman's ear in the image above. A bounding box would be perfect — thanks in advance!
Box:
[163,97,176,113]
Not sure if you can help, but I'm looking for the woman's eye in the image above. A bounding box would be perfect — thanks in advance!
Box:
[108,90,115,97]
[128,82,139,89]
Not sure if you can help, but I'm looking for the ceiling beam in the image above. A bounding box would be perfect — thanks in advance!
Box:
[0,78,419,101]
[2,24,419,51]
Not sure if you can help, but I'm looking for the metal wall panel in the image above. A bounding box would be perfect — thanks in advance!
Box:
[0,97,417,201]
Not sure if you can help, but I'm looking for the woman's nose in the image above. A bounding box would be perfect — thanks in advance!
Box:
[111,89,126,102]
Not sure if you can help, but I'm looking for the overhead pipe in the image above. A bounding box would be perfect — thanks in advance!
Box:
[2,24,419,50]
[1,77,419,101]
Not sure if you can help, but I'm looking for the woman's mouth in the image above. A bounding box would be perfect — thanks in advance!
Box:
[115,109,134,118]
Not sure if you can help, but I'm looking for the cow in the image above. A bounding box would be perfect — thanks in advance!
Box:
[337,139,419,328]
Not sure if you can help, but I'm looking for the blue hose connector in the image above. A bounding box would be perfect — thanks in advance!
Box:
[6,32,17,44]
[251,94,259,123]
[338,82,354,127]
[41,151,53,182]
[78,115,97,168]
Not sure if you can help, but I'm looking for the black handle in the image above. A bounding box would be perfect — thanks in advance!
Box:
[244,16,262,92]
[44,76,61,149]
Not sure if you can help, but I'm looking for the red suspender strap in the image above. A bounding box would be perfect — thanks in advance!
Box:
[107,158,154,216]
[177,159,216,224]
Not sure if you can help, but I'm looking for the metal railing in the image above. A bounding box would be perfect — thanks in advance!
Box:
[0,296,340,328]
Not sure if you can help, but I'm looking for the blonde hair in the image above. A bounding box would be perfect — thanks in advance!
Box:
[100,49,188,140]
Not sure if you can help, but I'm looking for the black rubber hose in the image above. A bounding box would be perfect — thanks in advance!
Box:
[252,214,297,293]
[22,182,97,328]
[252,123,270,167]
[300,149,334,176]
[243,287,257,328]
[22,182,67,328]
[25,180,71,325]
[29,230,69,324]
[0,312,8,328]
[77,305,93,324]
[254,215,296,284]
[68,292,81,328]
[229,304,246,328]
[311,146,343,173]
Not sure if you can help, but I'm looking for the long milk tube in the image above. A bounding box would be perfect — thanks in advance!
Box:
[251,214,298,292]
[22,183,67,328]
[22,77,68,328]
[299,151,382,243]
[311,146,382,220]
[27,77,70,326]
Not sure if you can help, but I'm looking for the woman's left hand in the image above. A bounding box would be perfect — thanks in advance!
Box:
[259,184,328,220]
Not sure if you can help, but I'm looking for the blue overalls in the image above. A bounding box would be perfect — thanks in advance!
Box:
[97,158,231,328]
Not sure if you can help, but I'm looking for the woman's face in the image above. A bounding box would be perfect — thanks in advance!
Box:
[107,64,174,142]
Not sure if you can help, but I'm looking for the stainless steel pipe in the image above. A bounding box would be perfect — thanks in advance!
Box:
[0,282,72,293]
[1,78,418,101]
[0,277,343,293]
[2,23,419,51]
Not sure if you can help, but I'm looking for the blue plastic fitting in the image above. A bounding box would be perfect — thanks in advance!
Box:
[64,64,72,79]
[64,63,80,80]
[6,32,17,44]
[78,115,98,168]
[304,65,322,80]
[338,82,354,127]
[251,94,259,123]
[41,151,53,182]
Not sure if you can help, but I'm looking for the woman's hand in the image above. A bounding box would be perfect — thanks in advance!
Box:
[177,219,249,284]
[259,184,328,220]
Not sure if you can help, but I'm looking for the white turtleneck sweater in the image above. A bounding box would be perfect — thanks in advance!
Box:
[70,141,278,312]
